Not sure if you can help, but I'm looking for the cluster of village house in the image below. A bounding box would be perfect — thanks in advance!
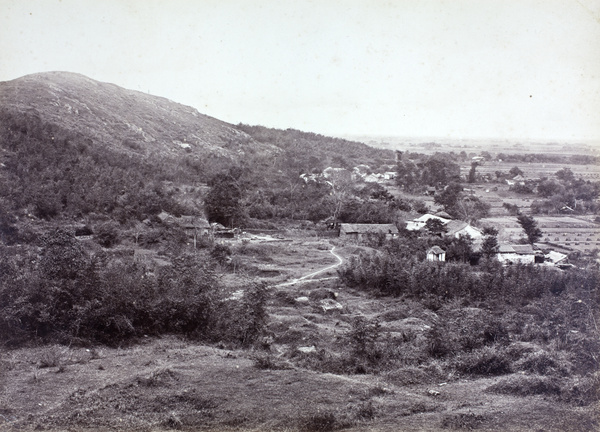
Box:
[337,212,569,267]
[300,165,397,185]
[158,208,569,269]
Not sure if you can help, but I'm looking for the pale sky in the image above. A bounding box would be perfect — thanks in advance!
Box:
[1,0,599,141]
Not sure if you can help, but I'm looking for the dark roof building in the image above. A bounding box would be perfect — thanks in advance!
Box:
[339,223,399,240]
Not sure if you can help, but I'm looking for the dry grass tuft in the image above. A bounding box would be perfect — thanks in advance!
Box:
[38,345,64,369]
[441,411,487,430]
[486,374,562,397]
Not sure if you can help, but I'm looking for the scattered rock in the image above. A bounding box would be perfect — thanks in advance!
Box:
[319,299,343,312]
[297,346,317,354]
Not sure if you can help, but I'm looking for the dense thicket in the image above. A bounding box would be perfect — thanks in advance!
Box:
[395,152,462,190]
[0,229,267,347]
[337,238,599,379]
[235,124,395,171]
[0,111,189,223]
[339,251,598,305]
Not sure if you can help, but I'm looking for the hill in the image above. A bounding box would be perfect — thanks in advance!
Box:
[0,72,392,227]
[0,71,275,160]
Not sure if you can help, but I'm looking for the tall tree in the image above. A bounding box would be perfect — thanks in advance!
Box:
[481,226,499,259]
[468,162,478,183]
[205,170,246,227]
[516,213,543,244]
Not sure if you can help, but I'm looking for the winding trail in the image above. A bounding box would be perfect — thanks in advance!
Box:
[276,246,344,287]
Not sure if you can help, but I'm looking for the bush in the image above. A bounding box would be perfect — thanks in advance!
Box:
[347,317,382,367]
[0,239,270,347]
[453,347,512,376]
[486,375,562,397]
[441,412,486,430]
[560,372,600,406]
[211,282,268,347]
[210,243,232,265]
[515,350,566,375]
[299,410,352,432]
[94,221,120,248]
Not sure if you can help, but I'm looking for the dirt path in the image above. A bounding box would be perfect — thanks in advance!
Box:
[276,246,343,287]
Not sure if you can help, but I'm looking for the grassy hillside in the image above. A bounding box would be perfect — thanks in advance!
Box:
[0,72,396,229]
[0,71,276,160]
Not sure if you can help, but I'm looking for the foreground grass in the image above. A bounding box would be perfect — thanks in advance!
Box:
[1,337,597,432]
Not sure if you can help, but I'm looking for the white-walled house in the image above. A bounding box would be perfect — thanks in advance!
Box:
[406,214,451,231]
[445,221,483,240]
[427,246,446,262]
[496,244,537,265]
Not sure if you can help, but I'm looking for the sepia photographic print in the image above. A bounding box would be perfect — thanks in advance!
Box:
[0,1,599,430]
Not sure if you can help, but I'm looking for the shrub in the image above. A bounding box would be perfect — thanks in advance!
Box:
[353,401,376,421]
[560,372,600,406]
[0,242,263,347]
[252,352,289,370]
[347,317,382,367]
[210,243,232,265]
[515,350,567,375]
[211,282,268,347]
[94,221,120,248]
[453,347,512,376]
[38,345,64,368]
[299,410,352,432]
[441,412,486,430]
[486,375,562,397]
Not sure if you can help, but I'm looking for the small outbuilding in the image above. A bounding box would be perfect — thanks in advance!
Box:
[427,246,446,262]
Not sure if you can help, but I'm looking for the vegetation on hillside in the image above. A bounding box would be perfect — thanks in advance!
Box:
[0,229,267,347]
[235,124,394,171]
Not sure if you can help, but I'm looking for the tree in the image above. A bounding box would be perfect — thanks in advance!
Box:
[503,202,520,215]
[516,213,543,244]
[94,221,120,248]
[468,162,478,183]
[509,166,524,178]
[555,167,575,182]
[480,151,492,160]
[481,227,499,259]
[434,182,463,212]
[424,218,447,236]
[445,234,474,263]
[205,170,246,227]
[453,196,490,223]
[422,156,460,186]
[395,160,419,191]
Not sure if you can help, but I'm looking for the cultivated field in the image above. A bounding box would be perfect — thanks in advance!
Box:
[460,161,600,182]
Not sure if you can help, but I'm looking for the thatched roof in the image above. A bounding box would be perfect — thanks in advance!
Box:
[339,223,399,235]
[427,246,445,255]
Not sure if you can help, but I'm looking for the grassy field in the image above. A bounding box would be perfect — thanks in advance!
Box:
[461,161,600,181]
[1,235,598,431]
